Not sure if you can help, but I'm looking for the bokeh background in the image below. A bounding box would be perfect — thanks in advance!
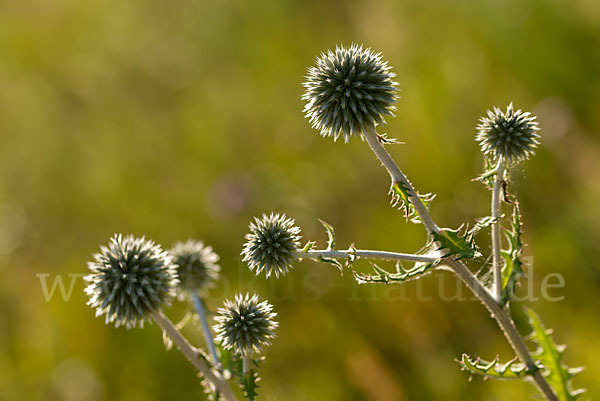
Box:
[1,0,599,400]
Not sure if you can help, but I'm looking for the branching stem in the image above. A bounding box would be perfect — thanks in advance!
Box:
[295,249,438,263]
[192,292,221,369]
[363,125,440,236]
[491,159,505,302]
[361,125,558,401]
[152,311,238,401]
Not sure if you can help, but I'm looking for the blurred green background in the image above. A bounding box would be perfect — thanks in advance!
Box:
[1,0,599,400]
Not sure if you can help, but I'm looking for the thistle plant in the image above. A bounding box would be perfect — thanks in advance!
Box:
[170,240,221,296]
[302,44,398,142]
[84,234,178,328]
[82,43,584,401]
[214,293,278,380]
[242,213,302,278]
[214,293,277,356]
[476,102,541,164]
[84,235,278,401]
[238,44,583,401]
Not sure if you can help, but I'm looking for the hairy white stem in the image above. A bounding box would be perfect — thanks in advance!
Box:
[361,125,558,401]
[192,292,221,369]
[363,125,440,236]
[152,311,238,401]
[242,354,251,375]
[491,160,505,302]
[295,249,438,263]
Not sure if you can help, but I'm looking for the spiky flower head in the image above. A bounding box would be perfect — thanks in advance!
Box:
[242,213,301,278]
[84,234,178,328]
[168,240,221,297]
[302,44,399,142]
[476,103,540,164]
[213,293,278,356]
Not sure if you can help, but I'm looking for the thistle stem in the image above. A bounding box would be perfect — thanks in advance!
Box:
[242,354,251,375]
[192,292,221,369]
[152,311,238,401]
[363,125,440,237]
[295,249,437,263]
[361,125,558,401]
[491,159,505,302]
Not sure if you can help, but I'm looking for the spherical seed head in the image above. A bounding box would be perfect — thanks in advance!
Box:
[84,234,178,329]
[241,213,301,278]
[476,103,540,164]
[168,240,221,296]
[302,44,399,142]
[213,293,278,356]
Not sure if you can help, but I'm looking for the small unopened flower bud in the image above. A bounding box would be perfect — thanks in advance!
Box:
[168,240,221,297]
[302,44,399,142]
[84,234,178,328]
[213,293,278,356]
[242,213,301,278]
[476,103,540,164]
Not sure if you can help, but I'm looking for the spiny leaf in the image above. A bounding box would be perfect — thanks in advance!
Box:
[432,226,481,260]
[235,357,262,401]
[458,354,539,380]
[345,244,358,268]
[377,133,403,145]
[200,378,221,401]
[318,218,336,251]
[469,216,498,237]
[316,219,344,272]
[201,347,226,401]
[474,158,497,190]
[499,203,525,307]
[526,308,585,401]
[410,192,436,224]
[319,255,344,273]
[300,241,316,253]
[389,180,435,224]
[240,370,259,401]
[389,181,411,218]
[353,258,440,284]
[395,261,408,275]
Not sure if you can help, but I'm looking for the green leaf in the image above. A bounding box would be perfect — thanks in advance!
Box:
[432,226,481,260]
[469,215,498,237]
[345,244,358,268]
[319,255,344,273]
[300,240,316,253]
[353,258,440,284]
[389,180,435,224]
[526,308,585,401]
[458,354,539,380]
[218,345,236,379]
[499,204,525,307]
[235,357,261,401]
[318,218,336,251]
[474,158,497,189]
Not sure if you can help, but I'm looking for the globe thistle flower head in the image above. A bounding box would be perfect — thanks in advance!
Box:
[213,293,278,356]
[302,44,399,142]
[476,103,540,164]
[84,234,178,329]
[242,213,301,278]
[168,240,221,297]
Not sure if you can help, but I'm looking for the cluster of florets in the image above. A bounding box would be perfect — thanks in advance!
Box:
[168,240,221,297]
[302,44,398,142]
[241,213,302,278]
[213,293,278,356]
[84,234,178,328]
[476,102,540,164]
